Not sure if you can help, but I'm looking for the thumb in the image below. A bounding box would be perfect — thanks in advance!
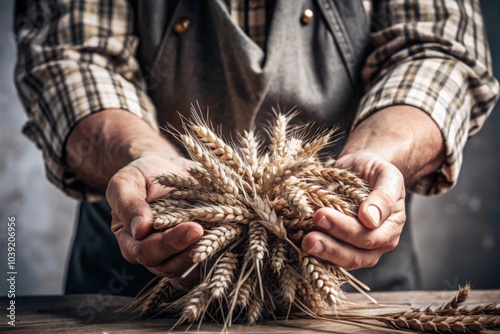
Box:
[357,166,404,229]
[358,191,387,229]
[106,168,154,240]
[335,152,405,229]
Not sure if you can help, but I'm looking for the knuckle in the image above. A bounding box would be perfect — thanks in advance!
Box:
[106,169,140,205]
[113,228,138,264]
[345,256,362,270]
[365,257,379,268]
[110,219,123,234]
[105,174,121,199]
[182,248,194,264]
[154,266,175,278]
[377,190,395,208]
[135,245,155,267]
[113,199,127,216]
[163,227,190,253]
[120,245,138,264]
[386,239,399,252]
[128,242,140,263]
[358,237,377,250]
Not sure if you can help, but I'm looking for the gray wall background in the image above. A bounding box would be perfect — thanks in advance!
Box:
[0,0,498,296]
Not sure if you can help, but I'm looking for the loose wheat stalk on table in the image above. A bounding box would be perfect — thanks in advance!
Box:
[123,107,500,333]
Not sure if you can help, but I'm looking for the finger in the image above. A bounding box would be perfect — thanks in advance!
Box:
[313,208,400,250]
[301,231,385,270]
[111,215,140,264]
[112,212,203,283]
[112,218,203,267]
[106,166,153,240]
[133,222,203,268]
[149,246,199,278]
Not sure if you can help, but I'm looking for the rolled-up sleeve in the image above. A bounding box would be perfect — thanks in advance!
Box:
[356,0,499,195]
[14,0,158,201]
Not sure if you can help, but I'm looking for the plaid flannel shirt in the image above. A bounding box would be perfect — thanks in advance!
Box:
[14,0,499,201]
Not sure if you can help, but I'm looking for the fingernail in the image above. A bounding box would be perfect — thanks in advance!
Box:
[308,241,324,254]
[131,216,143,238]
[185,228,202,242]
[316,216,332,230]
[367,205,381,227]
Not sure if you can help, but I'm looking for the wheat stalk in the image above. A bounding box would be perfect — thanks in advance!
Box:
[208,252,239,299]
[300,253,347,307]
[168,189,241,206]
[190,204,255,223]
[246,294,264,326]
[270,238,286,275]
[298,182,356,216]
[155,173,201,189]
[153,211,193,230]
[296,275,324,314]
[174,282,211,326]
[305,167,368,189]
[266,109,293,158]
[150,199,191,214]
[401,288,500,332]
[180,134,244,196]
[318,284,500,333]
[238,130,260,169]
[135,110,364,326]
[336,183,369,206]
[232,275,256,310]
[260,157,313,193]
[130,109,498,333]
[192,224,243,263]
[282,184,314,219]
[190,124,252,181]
[279,264,298,307]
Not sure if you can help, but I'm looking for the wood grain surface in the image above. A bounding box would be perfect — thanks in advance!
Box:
[2,290,499,333]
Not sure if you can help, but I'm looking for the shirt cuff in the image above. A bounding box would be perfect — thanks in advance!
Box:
[354,59,477,195]
[22,65,159,202]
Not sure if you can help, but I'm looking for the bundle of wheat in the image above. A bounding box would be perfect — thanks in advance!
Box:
[130,109,371,328]
[128,109,500,333]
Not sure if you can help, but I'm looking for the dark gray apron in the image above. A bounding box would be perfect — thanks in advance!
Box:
[66,0,420,296]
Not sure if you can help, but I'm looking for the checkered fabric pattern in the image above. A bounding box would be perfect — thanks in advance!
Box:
[14,0,499,200]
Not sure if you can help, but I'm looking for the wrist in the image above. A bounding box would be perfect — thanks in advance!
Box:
[66,109,180,192]
[340,106,445,185]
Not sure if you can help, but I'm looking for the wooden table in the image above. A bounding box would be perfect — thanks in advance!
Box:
[2,290,499,333]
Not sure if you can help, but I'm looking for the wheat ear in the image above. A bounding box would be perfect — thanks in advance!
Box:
[192,224,243,263]
[300,253,347,307]
[208,252,239,299]
[181,134,243,196]
[173,283,211,327]
[270,238,286,275]
[155,173,201,189]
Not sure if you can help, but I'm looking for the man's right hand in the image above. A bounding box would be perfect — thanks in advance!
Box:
[66,109,204,288]
[106,155,204,286]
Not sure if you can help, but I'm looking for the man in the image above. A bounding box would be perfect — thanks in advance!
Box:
[14,0,498,296]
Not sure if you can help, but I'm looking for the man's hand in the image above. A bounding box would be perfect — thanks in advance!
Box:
[66,109,204,287]
[302,105,445,270]
[106,155,203,283]
[302,152,405,269]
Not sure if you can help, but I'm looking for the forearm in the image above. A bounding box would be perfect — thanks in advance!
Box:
[66,109,181,193]
[340,106,445,186]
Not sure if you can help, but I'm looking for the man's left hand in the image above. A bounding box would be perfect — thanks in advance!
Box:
[301,152,406,270]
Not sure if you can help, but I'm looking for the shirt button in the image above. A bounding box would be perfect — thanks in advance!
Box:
[174,17,191,34]
[301,9,314,25]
